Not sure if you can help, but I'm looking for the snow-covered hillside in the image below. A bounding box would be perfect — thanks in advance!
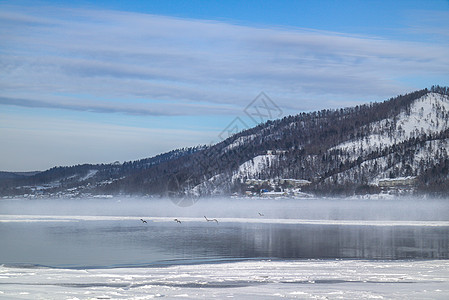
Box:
[223,134,256,152]
[222,91,449,194]
[320,93,449,185]
[326,138,449,186]
[331,93,449,158]
[3,88,449,198]
[232,154,278,180]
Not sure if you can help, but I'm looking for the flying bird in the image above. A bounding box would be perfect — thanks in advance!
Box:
[258,212,264,216]
[174,219,182,224]
[140,219,147,224]
[204,216,218,223]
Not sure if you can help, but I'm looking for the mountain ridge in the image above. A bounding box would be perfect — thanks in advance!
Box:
[1,86,449,198]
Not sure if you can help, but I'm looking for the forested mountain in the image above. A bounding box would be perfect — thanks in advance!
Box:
[1,86,449,198]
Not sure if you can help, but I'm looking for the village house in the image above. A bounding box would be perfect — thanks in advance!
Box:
[378,176,417,187]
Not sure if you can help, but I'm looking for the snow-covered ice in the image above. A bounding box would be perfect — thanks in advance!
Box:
[2,214,449,227]
[1,259,448,299]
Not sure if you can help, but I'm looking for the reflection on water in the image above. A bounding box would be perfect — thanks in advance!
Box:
[1,197,449,268]
[246,223,449,260]
[1,220,448,268]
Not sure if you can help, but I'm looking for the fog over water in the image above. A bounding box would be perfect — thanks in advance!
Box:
[2,196,449,220]
[1,197,449,268]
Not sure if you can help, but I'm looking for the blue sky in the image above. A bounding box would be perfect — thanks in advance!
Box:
[1,0,448,171]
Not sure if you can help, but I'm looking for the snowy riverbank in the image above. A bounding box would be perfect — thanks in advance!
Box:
[1,259,449,299]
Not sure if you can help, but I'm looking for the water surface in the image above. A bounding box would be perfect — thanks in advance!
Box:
[1,197,448,268]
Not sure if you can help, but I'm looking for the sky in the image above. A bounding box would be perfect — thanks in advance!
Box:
[1,0,449,171]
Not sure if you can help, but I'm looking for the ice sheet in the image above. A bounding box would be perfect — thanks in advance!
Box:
[1,259,448,299]
[2,214,449,227]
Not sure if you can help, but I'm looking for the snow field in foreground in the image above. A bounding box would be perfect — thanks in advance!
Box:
[1,259,449,299]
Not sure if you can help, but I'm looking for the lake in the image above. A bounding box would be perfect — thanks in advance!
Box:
[1,197,449,299]
[1,197,449,268]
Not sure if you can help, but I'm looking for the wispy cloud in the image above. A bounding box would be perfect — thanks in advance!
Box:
[0,110,217,171]
[1,4,448,116]
[403,10,449,45]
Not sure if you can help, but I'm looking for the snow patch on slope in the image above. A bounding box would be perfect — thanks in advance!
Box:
[331,93,449,157]
[80,170,98,181]
[326,138,449,185]
[232,154,278,181]
[223,134,256,152]
[189,154,279,195]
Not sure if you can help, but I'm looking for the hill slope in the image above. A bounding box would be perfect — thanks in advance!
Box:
[1,86,448,197]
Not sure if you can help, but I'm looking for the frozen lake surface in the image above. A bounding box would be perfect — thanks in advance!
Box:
[1,197,449,298]
[1,260,449,299]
